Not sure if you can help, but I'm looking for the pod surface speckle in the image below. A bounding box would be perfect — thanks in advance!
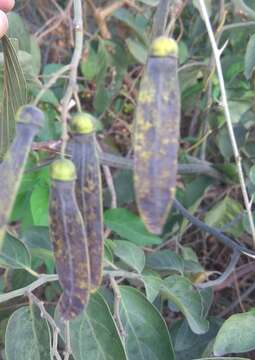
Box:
[134,48,180,234]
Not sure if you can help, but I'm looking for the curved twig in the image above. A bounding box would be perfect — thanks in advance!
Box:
[196,250,240,289]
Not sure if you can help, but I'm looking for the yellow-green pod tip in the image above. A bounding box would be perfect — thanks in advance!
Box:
[50,159,76,181]
[71,112,95,134]
[150,36,178,57]
[16,105,45,128]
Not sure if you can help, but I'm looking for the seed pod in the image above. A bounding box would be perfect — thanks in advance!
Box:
[0,105,44,248]
[67,113,104,291]
[134,36,180,234]
[49,159,90,319]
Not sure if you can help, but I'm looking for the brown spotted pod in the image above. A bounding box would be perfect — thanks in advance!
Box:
[49,158,90,319]
[67,113,104,292]
[134,37,180,234]
[0,105,44,248]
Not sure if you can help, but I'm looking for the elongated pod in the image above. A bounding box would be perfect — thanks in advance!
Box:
[0,105,44,247]
[67,113,104,291]
[133,37,180,235]
[49,159,90,319]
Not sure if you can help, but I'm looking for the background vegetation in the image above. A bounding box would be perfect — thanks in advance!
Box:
[1,0,255,359]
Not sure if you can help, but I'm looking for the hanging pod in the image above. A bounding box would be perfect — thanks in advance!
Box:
[134,36,180,234]
[67,113,104,292]
[0,105,44,248]
[49,159,91,319]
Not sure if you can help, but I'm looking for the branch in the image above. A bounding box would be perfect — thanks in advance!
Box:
[110,276,126,338]
[86,0,140,39]
[0,274,58,303]
[60,0,84,158]
[173,198,255,258]
[196,250,240,289]
[99,152,222,180]
[199,0,255,246]
[64,320,72,360]
[0,271,140,305]
[33,65,71,107]
[28,292,62,360]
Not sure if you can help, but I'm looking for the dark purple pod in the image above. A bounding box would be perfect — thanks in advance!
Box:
[67,113,104,292]
[49,159,90,320]
[134,37,180,234]
[0,105,44,248]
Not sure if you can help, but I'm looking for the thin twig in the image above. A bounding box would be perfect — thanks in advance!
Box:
[60,0,84,158]
[0,271,141,305]
[173,199,255,258]
[0,274,58,304]
[33,65,71,106]
[28,292,61,360]
[110,276,126,338]
[64,320,72,360]
[199,0,255,246]
[196,250,240,289]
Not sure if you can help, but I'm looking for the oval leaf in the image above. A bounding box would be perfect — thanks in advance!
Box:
[213,311,255,356]
[5,305,51,360]
[146,249,184,273]
[244,33,255,79]
[119,286,175,360]
[104,208,162,246]
[113,240,145,273]
[0,234,31,269]
[55,292,127,360]
[161,275,209,334]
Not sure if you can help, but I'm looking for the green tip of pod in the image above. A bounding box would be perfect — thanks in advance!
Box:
[150,36,178,57]
[16,105,45,129]
[71,113,96,134]
[50,159,77,181]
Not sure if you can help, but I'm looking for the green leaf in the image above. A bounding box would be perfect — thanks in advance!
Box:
[112,9,148,44]
[161,275,209,334]
[0,35,27,159]
[0,234,31,270]
[228,101,250,123]
[81,40,109,82]
[7,12,31,52]
[30,184,49,226]
[5,305,51,360]
[104,208,162,246]
[146,250,184,273]
[126,38,148,64]
[213,310,255,356]
[113,240,145,273]
[171,318,220,359]
[30,36,41,76]
[249,164,255,185]
[104,169,135,207]
[141,273,162,303]
[119,286,175,360]
[22,226,53,263]
[244,33,255,79]
[204,196,243,237]
[217,125,246,160]
[55,292,127,360]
